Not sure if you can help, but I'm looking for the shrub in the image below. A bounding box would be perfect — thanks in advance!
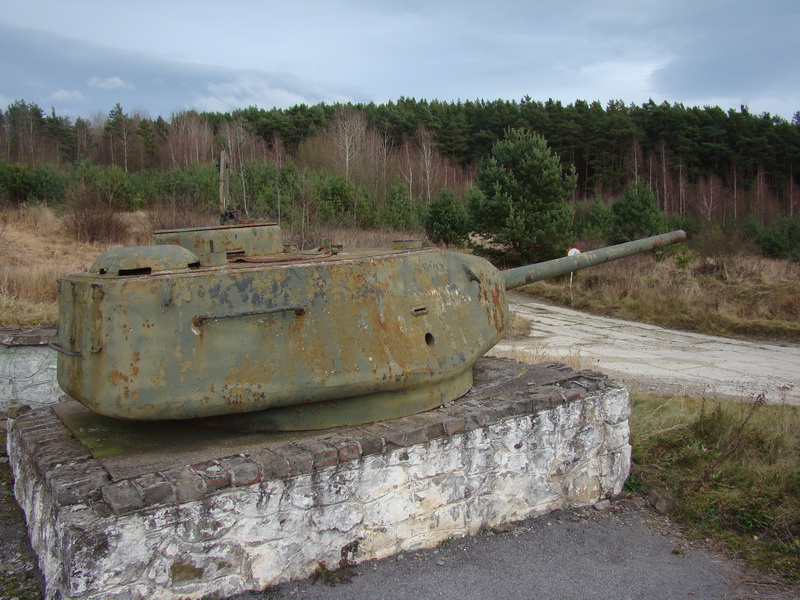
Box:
[756,217,800,261]
[30,164,67,202]
[0,161,36,205]
[315,174,357,225]
[424,188,471,246]
[381,181,421,231]
[164,164,218,214]
[610,179,665,244]
[578,198,613,242]
[686,224,758,257]
[62,181,130,243]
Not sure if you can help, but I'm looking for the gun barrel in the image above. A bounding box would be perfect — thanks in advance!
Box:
[502,230,687,291]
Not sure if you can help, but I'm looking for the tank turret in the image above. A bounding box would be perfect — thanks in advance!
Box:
[52,223,686,430]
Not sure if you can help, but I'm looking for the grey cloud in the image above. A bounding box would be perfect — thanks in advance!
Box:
[0,24,356,119]
[640,2,800,114]
[2,1,799,121]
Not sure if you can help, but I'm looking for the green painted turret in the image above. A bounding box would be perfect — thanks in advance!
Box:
[52,222,686,430]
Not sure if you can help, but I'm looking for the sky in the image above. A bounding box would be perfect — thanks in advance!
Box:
[1,0,799,121]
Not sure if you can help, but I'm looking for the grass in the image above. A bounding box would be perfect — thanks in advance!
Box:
[520,246,800,344]
[502,311,533,341]
[0,292,59,329]
[487,340,590,372]
[0,205,111,327]
[629,392,800,583]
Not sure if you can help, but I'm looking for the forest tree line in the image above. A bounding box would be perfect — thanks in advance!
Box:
[1,97,799,247]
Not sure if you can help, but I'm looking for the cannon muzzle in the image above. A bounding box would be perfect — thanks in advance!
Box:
[501,230,687,291]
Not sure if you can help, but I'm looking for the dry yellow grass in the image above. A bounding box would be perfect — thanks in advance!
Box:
[523,251,800,343]
[0,205,141,327]
[503,311,532,341]
[0,293,58,329]
[487,339,591,372]
[1,264,64,304]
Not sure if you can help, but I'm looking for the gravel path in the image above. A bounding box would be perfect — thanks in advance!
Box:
[492,294,800,405]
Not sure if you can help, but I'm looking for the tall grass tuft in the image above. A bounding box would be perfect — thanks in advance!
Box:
[0,291,59,328]
[1,202,61,232]
[630,393,800,582]
[0,265,63,303]
[487,340,590,371]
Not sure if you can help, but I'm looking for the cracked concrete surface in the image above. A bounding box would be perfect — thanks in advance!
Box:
[0,345,60,413]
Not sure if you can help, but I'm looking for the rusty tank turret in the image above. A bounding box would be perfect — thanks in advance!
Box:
[52,222,686,430]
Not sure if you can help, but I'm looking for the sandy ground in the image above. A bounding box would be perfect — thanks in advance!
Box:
[490,293,800,406]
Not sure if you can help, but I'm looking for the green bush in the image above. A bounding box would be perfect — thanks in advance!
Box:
[30,164,67,202]
[666,213,701,237]
[610,179,666,243]
[129,169,171,208]
[756,217,800,260]
[164,164,218,213]
[315,174,357,224]
[575,198,613,242]
[0,161,36,205]
[424,188,471,246]
[381,181,421,231]
[239,160,283,219]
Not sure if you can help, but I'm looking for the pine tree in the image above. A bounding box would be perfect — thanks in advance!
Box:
[470,128,576,263]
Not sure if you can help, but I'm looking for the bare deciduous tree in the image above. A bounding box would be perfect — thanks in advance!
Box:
[166,111,214,168]
[329,108,367,178]
[415,126,441,204]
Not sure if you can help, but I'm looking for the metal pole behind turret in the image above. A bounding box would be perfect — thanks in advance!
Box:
[219,150,229,214]
[501,230,687,291]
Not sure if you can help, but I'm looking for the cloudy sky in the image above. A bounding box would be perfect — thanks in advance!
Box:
[1,0,798,121]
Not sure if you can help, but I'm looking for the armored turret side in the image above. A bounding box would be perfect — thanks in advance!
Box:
[55,246,507,422]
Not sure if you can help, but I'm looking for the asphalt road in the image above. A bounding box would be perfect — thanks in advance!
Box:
[233,498,787,600]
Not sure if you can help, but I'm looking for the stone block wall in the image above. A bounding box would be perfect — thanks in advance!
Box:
[8,359,631,600]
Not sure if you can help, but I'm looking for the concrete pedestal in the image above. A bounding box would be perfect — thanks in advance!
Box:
[8,358,631,600]
[0,328,59,415]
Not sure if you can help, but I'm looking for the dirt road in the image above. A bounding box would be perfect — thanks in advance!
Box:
[490,293,800,405]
